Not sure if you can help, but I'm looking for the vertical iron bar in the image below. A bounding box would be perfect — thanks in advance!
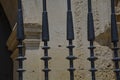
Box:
[41,0,51,80]
[87,0,97,80]
[111,0,120,80]
[66,0,77,80]
[17,0,26,80]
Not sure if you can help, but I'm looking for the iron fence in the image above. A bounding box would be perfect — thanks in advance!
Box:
[16,0,120,80]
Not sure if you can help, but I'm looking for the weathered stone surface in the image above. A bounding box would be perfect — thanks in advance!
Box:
[4,0,120,80]
[22,0,116,79]
[23,49,42,80]
[96,70,115,80]
[75,70,115,80]
[73,0,116,80]
[22,0,42,24]
[95,43,114,70]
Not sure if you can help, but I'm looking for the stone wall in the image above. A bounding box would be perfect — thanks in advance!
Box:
[38,0,115,80]
[1,0,119,80]
[73,0,116,80]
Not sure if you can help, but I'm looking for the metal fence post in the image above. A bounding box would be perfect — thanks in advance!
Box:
[17,0,26,80]
[66,0,77,80]
[87,0,97,80]
[41,0,51,80]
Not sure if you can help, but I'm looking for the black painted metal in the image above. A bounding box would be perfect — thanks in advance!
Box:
[17,0,26,80]
[111,0,120,80]
[15,0,120,80]
[66,0,77,80]
[87,0,97,80]
[41,0,51,80]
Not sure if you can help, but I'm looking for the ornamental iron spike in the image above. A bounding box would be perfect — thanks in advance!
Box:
[87,13,95,41]
[111,0,119,42]
[111,0,120,80]
[87,0,95,41]
[17,0,24,40]
[66,0,77,80]
[42,0,49,41]
[67,0,74,40]
[41,0,51,80]
[87,0,97,80]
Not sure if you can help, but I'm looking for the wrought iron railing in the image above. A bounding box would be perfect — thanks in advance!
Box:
[16,0,120,80]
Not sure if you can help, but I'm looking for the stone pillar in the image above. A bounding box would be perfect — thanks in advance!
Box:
[21,1,42,79]
[23,24,41,80]
[7,24,41,80]
[5,0,42,80]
